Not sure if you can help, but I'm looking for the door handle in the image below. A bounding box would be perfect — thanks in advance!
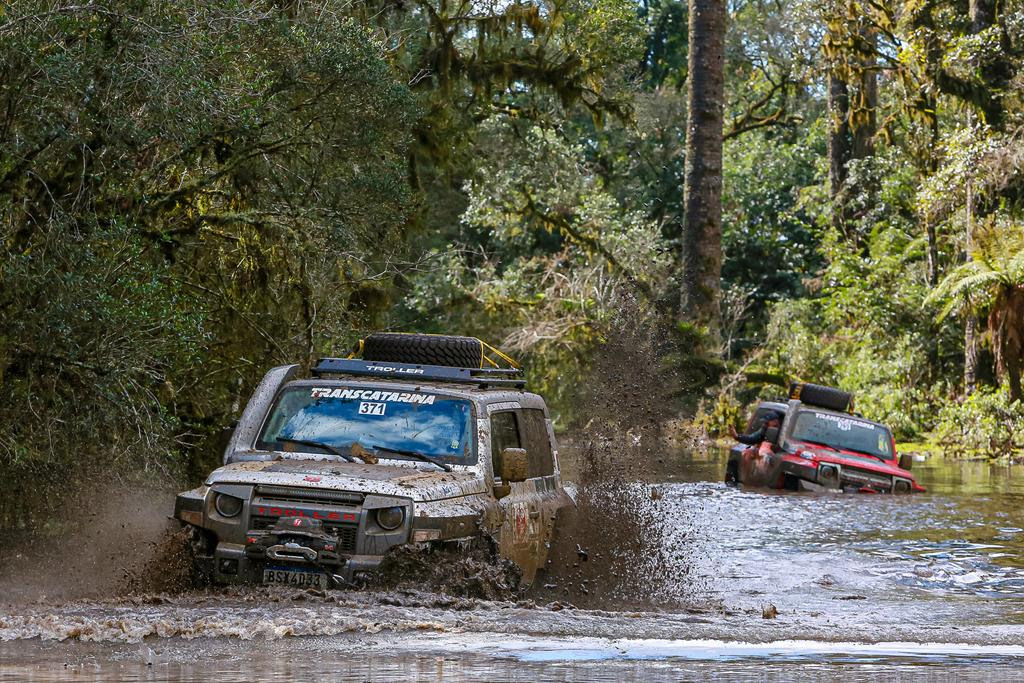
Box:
[528,510,540,520]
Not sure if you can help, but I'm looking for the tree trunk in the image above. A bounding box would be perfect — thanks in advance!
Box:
[970,0,994,32]
[851,28,878,161]
[965,314,979,395]
[964,161,978,395]
[680,0,726,339]
[990,286,1024,404]
[925,223,939,286]
[827,68,851,233]
[924,102,940,286]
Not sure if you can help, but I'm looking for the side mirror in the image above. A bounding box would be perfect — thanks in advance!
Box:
[763,426,780,446]
[899,452,913,471]
[500,447,529,483]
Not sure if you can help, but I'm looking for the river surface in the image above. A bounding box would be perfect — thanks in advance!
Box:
[3,450,1024,681]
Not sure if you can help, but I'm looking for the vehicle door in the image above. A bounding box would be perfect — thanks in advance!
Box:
[516,407,563,559]
[735,403,787,486]
[730,404,775,473]
[489,408,545,583]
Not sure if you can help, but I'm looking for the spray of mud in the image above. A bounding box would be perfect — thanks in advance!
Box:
[0,484,180,604]
[366,538,522,602]
[121,526,206,595]
[530,300,711,610]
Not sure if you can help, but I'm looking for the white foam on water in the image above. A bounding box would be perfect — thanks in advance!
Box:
[0,609,448,644]
[396,634,1024,663]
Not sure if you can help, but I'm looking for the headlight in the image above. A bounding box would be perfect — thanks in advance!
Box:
[214,492,243,518]
[375,506,405,530]
[819,464,840,487]
[893,478,912,493]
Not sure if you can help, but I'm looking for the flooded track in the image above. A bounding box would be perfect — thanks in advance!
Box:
[3,450,1024,680]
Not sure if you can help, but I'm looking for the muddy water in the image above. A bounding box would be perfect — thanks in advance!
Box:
[3,450,1024,681]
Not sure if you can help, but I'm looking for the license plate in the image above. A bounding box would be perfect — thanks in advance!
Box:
[262,567,327,589]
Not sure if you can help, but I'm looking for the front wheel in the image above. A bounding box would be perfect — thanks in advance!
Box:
[725,459,740,486]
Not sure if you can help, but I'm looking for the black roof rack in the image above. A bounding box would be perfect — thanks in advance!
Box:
[311,358,526,389]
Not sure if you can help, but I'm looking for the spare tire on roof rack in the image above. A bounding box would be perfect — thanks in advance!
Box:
[360,333,485,369]
[789,381,854,413]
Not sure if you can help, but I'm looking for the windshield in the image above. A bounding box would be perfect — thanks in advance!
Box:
[257,385,475,465]
[790,410,893,459]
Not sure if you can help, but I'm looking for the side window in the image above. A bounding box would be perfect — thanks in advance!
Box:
[490,411,520,481]
[519,409,554,478]
[749,407,778,431]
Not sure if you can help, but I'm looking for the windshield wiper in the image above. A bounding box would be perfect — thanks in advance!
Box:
[371,444,452,472]
[276,437,357,463]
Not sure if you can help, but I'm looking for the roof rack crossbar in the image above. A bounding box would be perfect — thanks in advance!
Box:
[311,358,526,388]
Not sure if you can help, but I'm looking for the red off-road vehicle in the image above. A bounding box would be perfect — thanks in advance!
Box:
[725,383,924,494]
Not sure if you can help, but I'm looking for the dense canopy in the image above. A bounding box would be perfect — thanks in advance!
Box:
[2,0,1023,529]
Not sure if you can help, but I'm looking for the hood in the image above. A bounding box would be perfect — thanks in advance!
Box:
[790,440,913,479]
[205,458,487,502]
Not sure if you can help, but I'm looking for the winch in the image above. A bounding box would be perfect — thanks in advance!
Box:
[243,516,345,569]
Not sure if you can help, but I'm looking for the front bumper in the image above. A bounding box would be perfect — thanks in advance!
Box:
[176,484,415,585]
[780,457,918,493]
[197,542,389,584]
[177,483,489,585]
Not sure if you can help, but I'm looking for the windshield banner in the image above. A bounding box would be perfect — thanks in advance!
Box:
[310,387,436,405]
[812,412,876,432]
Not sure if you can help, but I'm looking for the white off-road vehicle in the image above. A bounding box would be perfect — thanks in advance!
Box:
[174,333,572,589]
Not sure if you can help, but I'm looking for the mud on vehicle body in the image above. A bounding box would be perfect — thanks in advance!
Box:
[726,383,924,494]
[174,334,573,589]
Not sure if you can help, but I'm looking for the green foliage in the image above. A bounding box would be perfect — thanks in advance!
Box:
[693,390,743,439]
[638,0,688,89]
[721,124,824,333]
[0,220,196,526]
[403,119,671,418]
[926,219,1024,319]
[926,218,1024,400]
[933,387,1024,458]
[724,0,820,138]
[0,0,417,526]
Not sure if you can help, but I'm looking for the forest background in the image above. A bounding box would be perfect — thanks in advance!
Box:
[1,0,1022,529]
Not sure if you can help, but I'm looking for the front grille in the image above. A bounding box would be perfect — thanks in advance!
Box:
[842,467,892,490]
[255,485,364,506]
[250,516,358,553]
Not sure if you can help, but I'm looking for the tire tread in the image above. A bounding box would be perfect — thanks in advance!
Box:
[363,333,483,368]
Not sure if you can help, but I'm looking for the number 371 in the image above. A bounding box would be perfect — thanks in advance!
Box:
[358,402,386,416]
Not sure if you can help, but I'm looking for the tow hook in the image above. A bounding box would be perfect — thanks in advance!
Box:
[266,543,318,563]
[244,517,347,584]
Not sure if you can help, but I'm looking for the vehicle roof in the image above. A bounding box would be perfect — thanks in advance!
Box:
[758,398,889,430]
[285,377,548,409]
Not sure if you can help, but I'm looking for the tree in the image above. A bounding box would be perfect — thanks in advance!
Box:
[927,222,1024,402]
[0,0,417,524]
[822,3,880,238]
[406,119,671,414]
[680,0,726,337]
[899,0,1019,132]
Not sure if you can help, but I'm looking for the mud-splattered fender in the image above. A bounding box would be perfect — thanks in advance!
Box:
[412,493,498,542]
[738,442,785,487]
[174,486,208,527]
